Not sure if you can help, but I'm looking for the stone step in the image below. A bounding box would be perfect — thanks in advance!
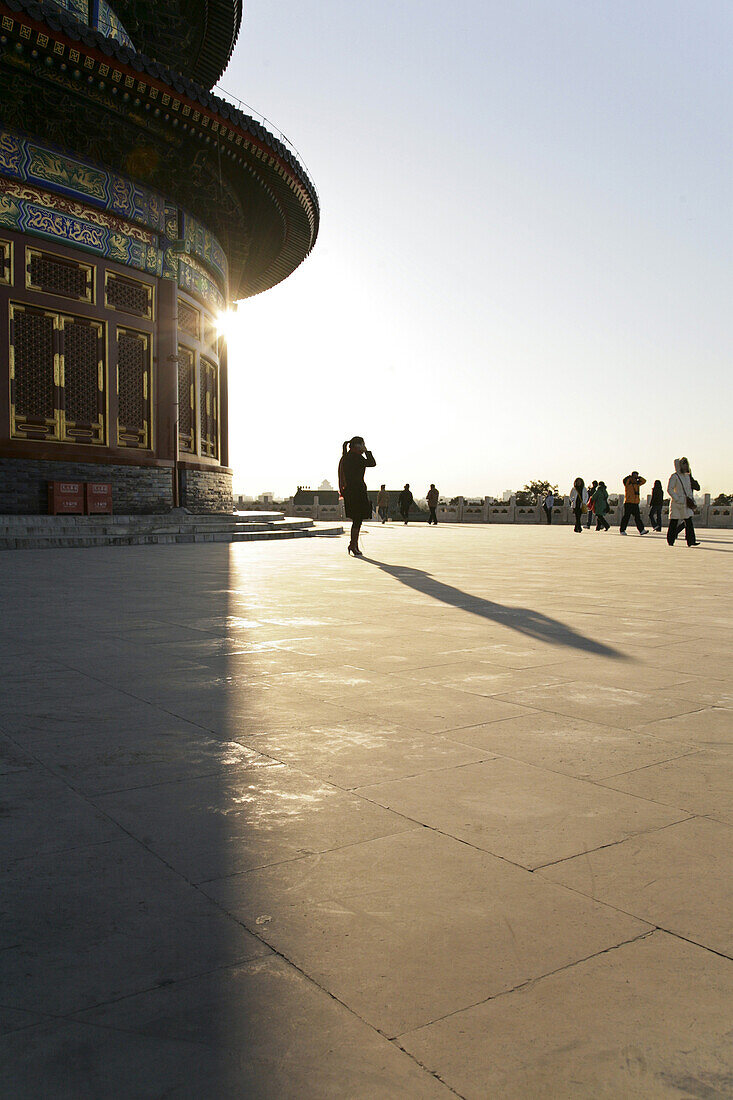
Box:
[0,511,286,528]
[0,521,343,550]
[0,518,316,537]
[0,513,318,539]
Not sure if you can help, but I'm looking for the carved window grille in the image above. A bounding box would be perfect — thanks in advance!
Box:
[105,272,153,319]
[117,328,151,448]
[61,315,105,444]
[0,239,12,285]
[203,315,218,350]
[9,305,105,444]
[26,248,94,303]
[199,357,218,459]
[177,297,200,340]
[177,345,195,454]
[10,304,60,440]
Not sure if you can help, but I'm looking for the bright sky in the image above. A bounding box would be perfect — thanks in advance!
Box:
[220,0,732,500]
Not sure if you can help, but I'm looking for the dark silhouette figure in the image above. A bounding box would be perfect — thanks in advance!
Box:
[338,436,376,556]
[359,557,625,659]
[593,481,611,531]
[377,484,388,523]
[649,480,664,532]
[586,480,599,528]
[427,484,439,525]
[569,477,587,533]
[619,471,648,535]
[542,490,554,524]
[399,484,414,524]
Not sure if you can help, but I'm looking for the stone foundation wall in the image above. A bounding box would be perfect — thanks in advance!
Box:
[0,458,173,515]
[181,468,233,513]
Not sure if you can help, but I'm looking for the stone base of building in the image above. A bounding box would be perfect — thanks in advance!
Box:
[180,467,234,513]
[0,458,233,516]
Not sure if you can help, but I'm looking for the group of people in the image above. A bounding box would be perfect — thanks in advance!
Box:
[562,459,701,546]
[375,483,441,526]
[338,438,703,557]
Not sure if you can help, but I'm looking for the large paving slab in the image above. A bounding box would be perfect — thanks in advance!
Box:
[93,763,416,881]
[400,931,733,1099]
[355,756,688,869]
[203,829,648,1037]
[72,957,454,1099]
[539,816,733,956]
[443,709,696,780]
[1,526,732,1096]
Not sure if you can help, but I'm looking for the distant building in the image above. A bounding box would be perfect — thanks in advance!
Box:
[318,479,334,492]
[293,487,340,505]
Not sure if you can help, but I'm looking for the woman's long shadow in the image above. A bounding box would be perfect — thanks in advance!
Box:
[359,557,626,660]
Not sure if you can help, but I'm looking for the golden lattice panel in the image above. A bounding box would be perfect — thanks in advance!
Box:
[177,345,195,454]
[26,248,94,303]
[117,326,151,449]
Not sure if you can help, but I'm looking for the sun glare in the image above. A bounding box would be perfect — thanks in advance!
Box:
[215,305,240,344]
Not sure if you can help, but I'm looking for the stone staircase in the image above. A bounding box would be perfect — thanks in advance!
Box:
[0,511,344,550]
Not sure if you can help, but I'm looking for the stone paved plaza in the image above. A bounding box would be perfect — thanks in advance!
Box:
[1,524,732,1098]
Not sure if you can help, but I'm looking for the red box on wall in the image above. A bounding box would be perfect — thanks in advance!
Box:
[85,482,113,514]
[48,481,84,515]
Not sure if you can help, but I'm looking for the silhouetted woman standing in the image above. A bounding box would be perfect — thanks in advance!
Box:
[338,436,376,556]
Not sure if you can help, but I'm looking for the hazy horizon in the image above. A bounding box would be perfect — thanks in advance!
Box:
[221,0,732,500]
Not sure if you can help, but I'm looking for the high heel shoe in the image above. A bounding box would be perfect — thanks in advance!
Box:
[347,544,363,556]
[347,544,355,555]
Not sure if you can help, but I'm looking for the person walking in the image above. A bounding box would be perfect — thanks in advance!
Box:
[667,457,701,547]
[593,481,611,531]
[399,484,414,524]
[619,471,648,535]
[585,480,599,528]
[426,484,439,525]
[543,490,555,524]
[377,484,389,523]
[338,436,376,556]
[649,480,664,532]
[569,478,588,533]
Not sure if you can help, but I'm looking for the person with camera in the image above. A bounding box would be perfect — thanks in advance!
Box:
[619,471,649,535]
[338,436,376,556]
[667,457,701,547]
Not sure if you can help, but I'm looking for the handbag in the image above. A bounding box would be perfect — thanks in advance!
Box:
[677,474,697,513]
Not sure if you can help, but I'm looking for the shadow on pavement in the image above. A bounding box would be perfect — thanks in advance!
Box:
[360,557,626,659]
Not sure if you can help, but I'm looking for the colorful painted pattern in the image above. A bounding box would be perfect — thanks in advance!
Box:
[0,181,161,275]
[47,0,134,47]
[0,128,228,295]
[0,127,166,234]
[178,258,225,312]
[181,211,228,289]
[96,1,134,47]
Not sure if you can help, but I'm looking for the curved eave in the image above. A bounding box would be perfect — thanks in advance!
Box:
[111,0,243,90]
[0,0,319,298]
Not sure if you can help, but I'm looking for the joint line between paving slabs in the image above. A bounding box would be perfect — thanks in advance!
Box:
[531,812,697,872]
[200,889,468,1095]
[589,747,703,783]
[392,928,658,1041]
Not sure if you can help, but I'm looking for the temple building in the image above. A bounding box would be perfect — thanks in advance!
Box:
[0,0,318,512]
